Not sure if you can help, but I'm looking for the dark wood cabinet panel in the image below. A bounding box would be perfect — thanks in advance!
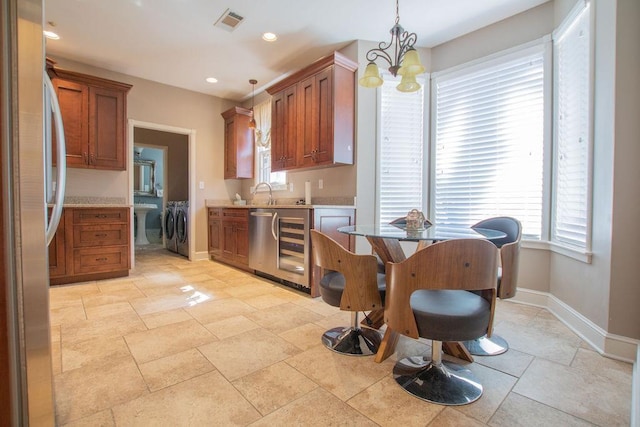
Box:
[309,207,356,297]
[208,208,221,255]
[48,209,67,278]
[221,107,254,179]
[208,208,249,269]
[267,52,356,172]
[271,86,299,171]
[50,207,130,285]
[47,58,131,171]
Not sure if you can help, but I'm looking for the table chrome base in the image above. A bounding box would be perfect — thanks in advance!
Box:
[322,326,381,356]
[393,356,483,405]
[463,334,509,356]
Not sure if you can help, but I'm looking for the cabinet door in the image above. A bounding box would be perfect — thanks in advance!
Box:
[271,86,298,171]
[48,210,67,278]
[223,116,238,179]
[53,79,88,167]
[299,68,333,168]
[221,221,236,260]
[234,219,249,265]
[89,86,126,170]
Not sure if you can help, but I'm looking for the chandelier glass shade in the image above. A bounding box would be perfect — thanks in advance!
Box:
[359,0,424,92]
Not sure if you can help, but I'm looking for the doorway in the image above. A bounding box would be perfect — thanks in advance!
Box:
[128,120,196,266]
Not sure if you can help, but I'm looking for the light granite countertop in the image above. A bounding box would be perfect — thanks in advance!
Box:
[57,196,131,208]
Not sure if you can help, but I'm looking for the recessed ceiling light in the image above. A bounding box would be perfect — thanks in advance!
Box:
[205,77,218,83]
[262,32,277,42]
[43,30,60,40]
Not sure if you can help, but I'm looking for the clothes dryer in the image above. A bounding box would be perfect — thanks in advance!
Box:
[176,201,189,257]
[164,201,178,253]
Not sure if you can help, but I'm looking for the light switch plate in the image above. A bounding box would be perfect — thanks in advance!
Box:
[318,179,323,189]
[199,181,205,189]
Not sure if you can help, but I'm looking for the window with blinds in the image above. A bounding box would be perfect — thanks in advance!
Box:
[378,76,426,227]
[552,0,591,249]
[432,49,545,239]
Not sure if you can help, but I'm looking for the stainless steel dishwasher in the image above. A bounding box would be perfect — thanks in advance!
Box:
[249,208,310,290]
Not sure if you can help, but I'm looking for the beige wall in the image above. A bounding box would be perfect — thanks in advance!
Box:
[609,0,640,338]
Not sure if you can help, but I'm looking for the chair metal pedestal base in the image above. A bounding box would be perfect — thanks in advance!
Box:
[393,340,483,405]
[322,326,381,356]
[463,334,509,356]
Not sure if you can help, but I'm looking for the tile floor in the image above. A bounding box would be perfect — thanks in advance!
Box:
[50,247,633,426]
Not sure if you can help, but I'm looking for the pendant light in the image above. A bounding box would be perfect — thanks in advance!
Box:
[248,79,257,129]
[359,0,425,92]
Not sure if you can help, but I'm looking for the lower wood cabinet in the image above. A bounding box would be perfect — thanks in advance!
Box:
[49,207,130,285]
[309,207,355,297]
[208,207,249,270]
[206,206,355,297]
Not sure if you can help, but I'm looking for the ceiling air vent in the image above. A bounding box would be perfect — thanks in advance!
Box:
[214,9,245,32]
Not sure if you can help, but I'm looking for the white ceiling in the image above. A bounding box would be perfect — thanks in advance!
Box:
[45,0,548,101]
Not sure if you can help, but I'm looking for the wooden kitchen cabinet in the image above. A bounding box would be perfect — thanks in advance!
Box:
[270,86,299,171]
[49,207,131,285]
[309,207,356,297]
[267,52,356,172]
[208,208,249,270]
[221,107,254,179]
[48,209,67,278]
[47,59,132,170]
[208,208,222,255]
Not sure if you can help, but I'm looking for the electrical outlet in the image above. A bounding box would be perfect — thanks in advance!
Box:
[318,179,323,189]
[289,182,294,192]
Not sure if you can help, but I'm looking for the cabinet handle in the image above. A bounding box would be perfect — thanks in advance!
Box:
[95,257,108,262]
[95,233,108,237]
[94,214,108,218]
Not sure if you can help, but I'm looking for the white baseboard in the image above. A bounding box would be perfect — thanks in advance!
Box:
[191,251,210,261]
[511,288,639,363]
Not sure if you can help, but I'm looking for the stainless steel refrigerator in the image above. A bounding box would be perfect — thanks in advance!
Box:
[1,0,66,423]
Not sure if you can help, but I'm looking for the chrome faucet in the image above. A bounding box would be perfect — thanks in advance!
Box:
[252,182,274,205]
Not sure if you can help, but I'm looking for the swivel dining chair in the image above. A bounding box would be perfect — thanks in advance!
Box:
[310,230,386,356]
[385,239,498,405]
[463,216,522,356]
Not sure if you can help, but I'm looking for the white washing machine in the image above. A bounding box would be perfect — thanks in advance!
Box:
[176,201,189,257]
[164,201,178,253]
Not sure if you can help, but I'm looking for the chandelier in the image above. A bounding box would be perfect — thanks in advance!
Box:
[359,0,425,92]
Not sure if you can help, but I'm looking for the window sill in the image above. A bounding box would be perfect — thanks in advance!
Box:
[522,240,592,263]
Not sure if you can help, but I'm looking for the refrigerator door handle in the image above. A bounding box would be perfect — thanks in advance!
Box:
[44,71,66,245]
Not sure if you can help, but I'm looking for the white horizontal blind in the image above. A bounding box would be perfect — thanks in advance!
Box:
[433,51,545,238]
[552,1,591,248]
[378,76,425,227]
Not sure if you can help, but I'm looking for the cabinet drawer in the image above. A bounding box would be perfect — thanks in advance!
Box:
[222,208,248,220]
[209,208,222,219]
[73,246,129,274]
[73,223,128,247]
[73,208,129,224]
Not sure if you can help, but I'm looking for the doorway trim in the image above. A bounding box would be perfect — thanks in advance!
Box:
[128,119,196,266]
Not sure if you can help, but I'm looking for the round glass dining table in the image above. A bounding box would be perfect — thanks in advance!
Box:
[338,223,506,264]
[337,223,506,363]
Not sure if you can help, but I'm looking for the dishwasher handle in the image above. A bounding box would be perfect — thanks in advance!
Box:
[250,211,273,217]
[271,211,278,241]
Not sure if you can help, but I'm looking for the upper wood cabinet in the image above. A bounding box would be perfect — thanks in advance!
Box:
[267,52,357,172]
[221,106,254,179]
[47,59,131,170]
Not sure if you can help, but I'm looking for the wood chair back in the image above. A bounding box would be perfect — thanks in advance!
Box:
[310,230,383,311]
[384,239,498,339]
